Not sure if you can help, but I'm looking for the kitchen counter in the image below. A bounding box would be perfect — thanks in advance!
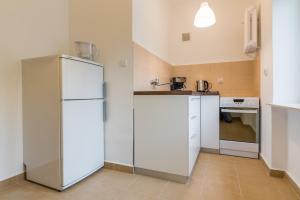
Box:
[134,90,220,96]
[134,94,201,182]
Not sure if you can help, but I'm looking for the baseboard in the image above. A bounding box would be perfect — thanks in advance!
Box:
[0,173,24,190]
[134,167,188,184]
[201,147,220,154]
[260,156,285,178]
[285,173,300,198]
[104,162,134,174]
[259,156,300,197]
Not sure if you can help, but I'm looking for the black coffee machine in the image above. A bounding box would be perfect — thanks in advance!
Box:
[170,77,186,91]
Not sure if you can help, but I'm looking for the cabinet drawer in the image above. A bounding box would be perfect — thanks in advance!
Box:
[189,131,200,175]
[189,97,200,116]
[189,114,200,138]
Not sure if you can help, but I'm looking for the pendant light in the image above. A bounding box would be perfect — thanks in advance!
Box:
[194,2,216,28]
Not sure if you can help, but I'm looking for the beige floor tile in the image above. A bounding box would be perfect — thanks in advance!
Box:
[128,175,168,197]
[0,153,299,200]
[271,177,300,200]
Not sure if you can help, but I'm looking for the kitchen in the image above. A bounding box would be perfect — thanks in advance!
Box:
[0,0,300,199]
[133,0,261,181]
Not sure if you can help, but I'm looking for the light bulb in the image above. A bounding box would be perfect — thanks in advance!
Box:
[194,2,216,28]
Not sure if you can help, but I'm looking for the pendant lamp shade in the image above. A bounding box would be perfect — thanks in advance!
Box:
[194,2,216,28]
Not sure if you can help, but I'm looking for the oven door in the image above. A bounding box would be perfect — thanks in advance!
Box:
[220,108,259,144]
[220,107,260,158]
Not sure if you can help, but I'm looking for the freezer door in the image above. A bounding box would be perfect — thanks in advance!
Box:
[61,58,103,100]
[62,100,104,187]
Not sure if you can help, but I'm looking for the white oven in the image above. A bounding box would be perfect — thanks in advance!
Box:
[220,97,260,159]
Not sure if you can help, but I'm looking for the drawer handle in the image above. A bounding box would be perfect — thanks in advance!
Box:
[191,115,197,120]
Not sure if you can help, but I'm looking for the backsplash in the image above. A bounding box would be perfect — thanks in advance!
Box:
[134,43,172,91]
[172,59,260,97]
[134,43,260,97]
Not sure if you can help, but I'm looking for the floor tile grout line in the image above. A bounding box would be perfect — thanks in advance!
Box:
[234,162,245,200]
[157,181,170,199]
[197,161,208,197]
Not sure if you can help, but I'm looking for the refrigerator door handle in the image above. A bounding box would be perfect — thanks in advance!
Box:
[103,101,107,122]
[102,82,107,99]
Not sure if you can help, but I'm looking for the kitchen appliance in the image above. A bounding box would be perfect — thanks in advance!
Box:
[220,97,260,159]
[75,41,98,61]
[196,80,211,92]
[22,55,105,191]
[170,77,186,91]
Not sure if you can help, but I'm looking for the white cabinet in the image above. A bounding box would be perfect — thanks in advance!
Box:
[201,95,220,150]
[134,95,200,182]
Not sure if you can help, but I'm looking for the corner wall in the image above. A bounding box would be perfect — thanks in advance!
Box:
[259,0,300,188]
[134,43,172,91]
[259,0,273,167]
[133,0,171,63]
[69,0,134,166]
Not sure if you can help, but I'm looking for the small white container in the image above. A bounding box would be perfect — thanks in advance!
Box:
[75,41,98,61]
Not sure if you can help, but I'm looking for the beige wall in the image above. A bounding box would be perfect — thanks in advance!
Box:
[134,44,260,97]
[69,0,134,166]
[134,43,172,91]
[0,0,69,181]
[173,61,259,97]
[253,53,261,97]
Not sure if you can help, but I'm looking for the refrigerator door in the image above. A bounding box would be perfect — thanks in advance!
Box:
[61,58,104,100]
[62,99,104,188]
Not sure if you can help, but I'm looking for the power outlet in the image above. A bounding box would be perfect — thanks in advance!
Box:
[217,78,224,84]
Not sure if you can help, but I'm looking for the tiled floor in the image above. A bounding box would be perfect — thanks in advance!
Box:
[0,153,299,200]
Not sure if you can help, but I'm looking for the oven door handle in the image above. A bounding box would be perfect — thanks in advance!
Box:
[221,109,258,114]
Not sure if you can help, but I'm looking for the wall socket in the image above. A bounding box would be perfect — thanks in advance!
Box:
[119,59,129,67]
[217,78,224,84]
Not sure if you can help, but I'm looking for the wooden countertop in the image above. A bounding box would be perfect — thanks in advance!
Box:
[134,91,220,96]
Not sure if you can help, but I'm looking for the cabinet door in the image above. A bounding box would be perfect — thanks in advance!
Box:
[201,96,220,150]
[61,58,103,100]
[62,100,104,187]
[134,95,189,176]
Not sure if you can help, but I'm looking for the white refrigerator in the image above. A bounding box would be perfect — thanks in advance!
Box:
[22,55,105,191]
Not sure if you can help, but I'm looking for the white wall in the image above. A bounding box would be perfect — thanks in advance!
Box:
[133,0,171,63]
[0,0,69,181]
[70,0,134,166]
[273,0,300,104]
[286,110,300,186]
[169,0,257,65]
[259,0,273,167]
[260,0,300,187]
